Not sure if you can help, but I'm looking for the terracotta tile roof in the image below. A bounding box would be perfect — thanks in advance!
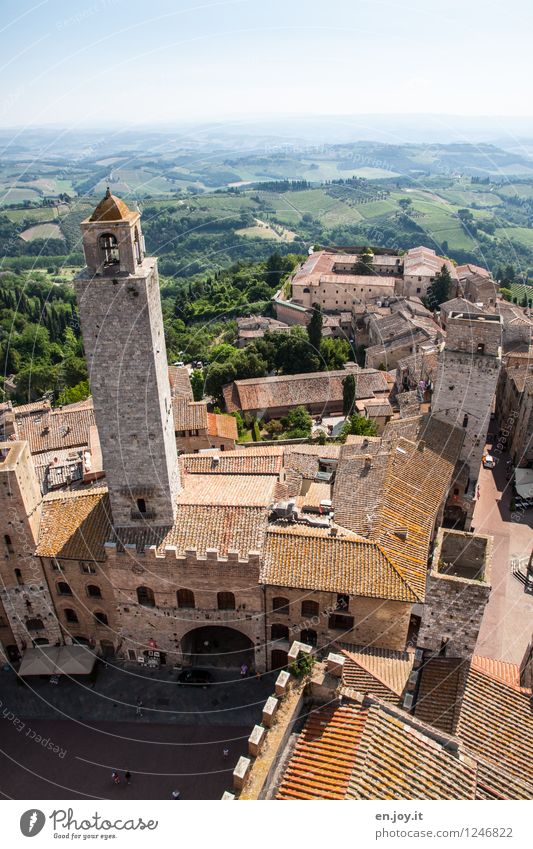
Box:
[261,525,418,602]
[180,449,282,476]
[363,399,393,418]
[16,407,96,455]
[397,390,421,416]
[206,412,238,441]
[176,473,277,507]
[346,702,476,800]
[160,504,268,558]
[284,443,341,480]
[35,487,111,560]
[333,450,389,536]
[456,665,533,789]
[440,297,485,316]
[172,398,208,431]
[414,657,468,734]
[371,417,464,600]
[87,189,137,223]
[12,399,51,417]
[276,703,368,799]
[278,697,478,800]
[341,646,414,702]
[223,368,389,414]
[168,366,193,400]
[457,263,491,279]
[470,654,527,691]
[296,481,331,511]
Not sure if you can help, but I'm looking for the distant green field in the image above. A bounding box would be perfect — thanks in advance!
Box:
[495,227,533,249]
[509,282,533,302]
[0,187,42,205]
[497,183,533,199]
[19,222,64,241]
[4,206,59,223]
[355,199,395,219]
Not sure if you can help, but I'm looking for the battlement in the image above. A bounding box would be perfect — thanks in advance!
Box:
[104,540,262,568]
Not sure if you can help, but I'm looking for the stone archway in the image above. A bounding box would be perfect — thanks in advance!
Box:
[180,625,255,670]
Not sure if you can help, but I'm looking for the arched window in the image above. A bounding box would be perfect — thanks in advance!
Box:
[301,600,319,618]
[94,611,108,626]
[272,596,289,613]
[86,584,102,598]
[26,618,44,631]
[99,232,119,266]
[137,586,155,607]
[271,624,289,641]
[57,581,72,596]
[4,534,14,553]
[14,568,23,586]
[300,628,317,647]
[217,591,235,610]
[177,588,195,609]
[64,608,79,624]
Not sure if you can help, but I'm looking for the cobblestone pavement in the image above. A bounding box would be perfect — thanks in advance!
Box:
[0,664,276,725]
[0,665,276,798]
[473,446,533,664]
[0,719,248,799]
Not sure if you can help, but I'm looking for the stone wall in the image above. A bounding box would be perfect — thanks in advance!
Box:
[40,555,117,653]
[105,544,266,670]
[418,528,492,659]
[0,442,59,651]
[266,585,412,661]
[433,351,500,476]
[75,259,180,529]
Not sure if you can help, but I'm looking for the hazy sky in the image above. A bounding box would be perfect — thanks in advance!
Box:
[1,0,532,127]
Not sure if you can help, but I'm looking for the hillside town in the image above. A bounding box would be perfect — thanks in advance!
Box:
[1,191,533,800]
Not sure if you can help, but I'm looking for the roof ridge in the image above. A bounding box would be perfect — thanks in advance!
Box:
[373,540,422,603]
[342,648,406,697]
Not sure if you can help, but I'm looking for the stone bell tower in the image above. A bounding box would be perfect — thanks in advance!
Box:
[75,189,179,531]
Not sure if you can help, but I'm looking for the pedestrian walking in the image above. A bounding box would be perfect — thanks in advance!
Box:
[240,663,248,678]
[136,697,143,718]
[111,771,120,785]
[222,748,229,760]
[124,770,131,785]
[171,789,181,799]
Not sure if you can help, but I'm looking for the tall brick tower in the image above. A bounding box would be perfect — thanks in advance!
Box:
[0,441,61,651]
[432,311,501,525]
[75,190,179,530]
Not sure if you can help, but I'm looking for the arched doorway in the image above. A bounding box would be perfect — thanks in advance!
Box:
[180,626,254,670]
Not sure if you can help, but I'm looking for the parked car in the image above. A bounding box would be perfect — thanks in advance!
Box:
[482,454,496,469]
[177,668,214,685]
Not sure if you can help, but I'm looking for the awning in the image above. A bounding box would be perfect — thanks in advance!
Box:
[19,645,97,676]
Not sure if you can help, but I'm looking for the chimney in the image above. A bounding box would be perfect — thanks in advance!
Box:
[418,440,425,452]
[330,526,338,537]
[363,455,372,472]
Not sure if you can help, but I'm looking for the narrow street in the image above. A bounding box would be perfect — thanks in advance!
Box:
[473,448,533,664]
